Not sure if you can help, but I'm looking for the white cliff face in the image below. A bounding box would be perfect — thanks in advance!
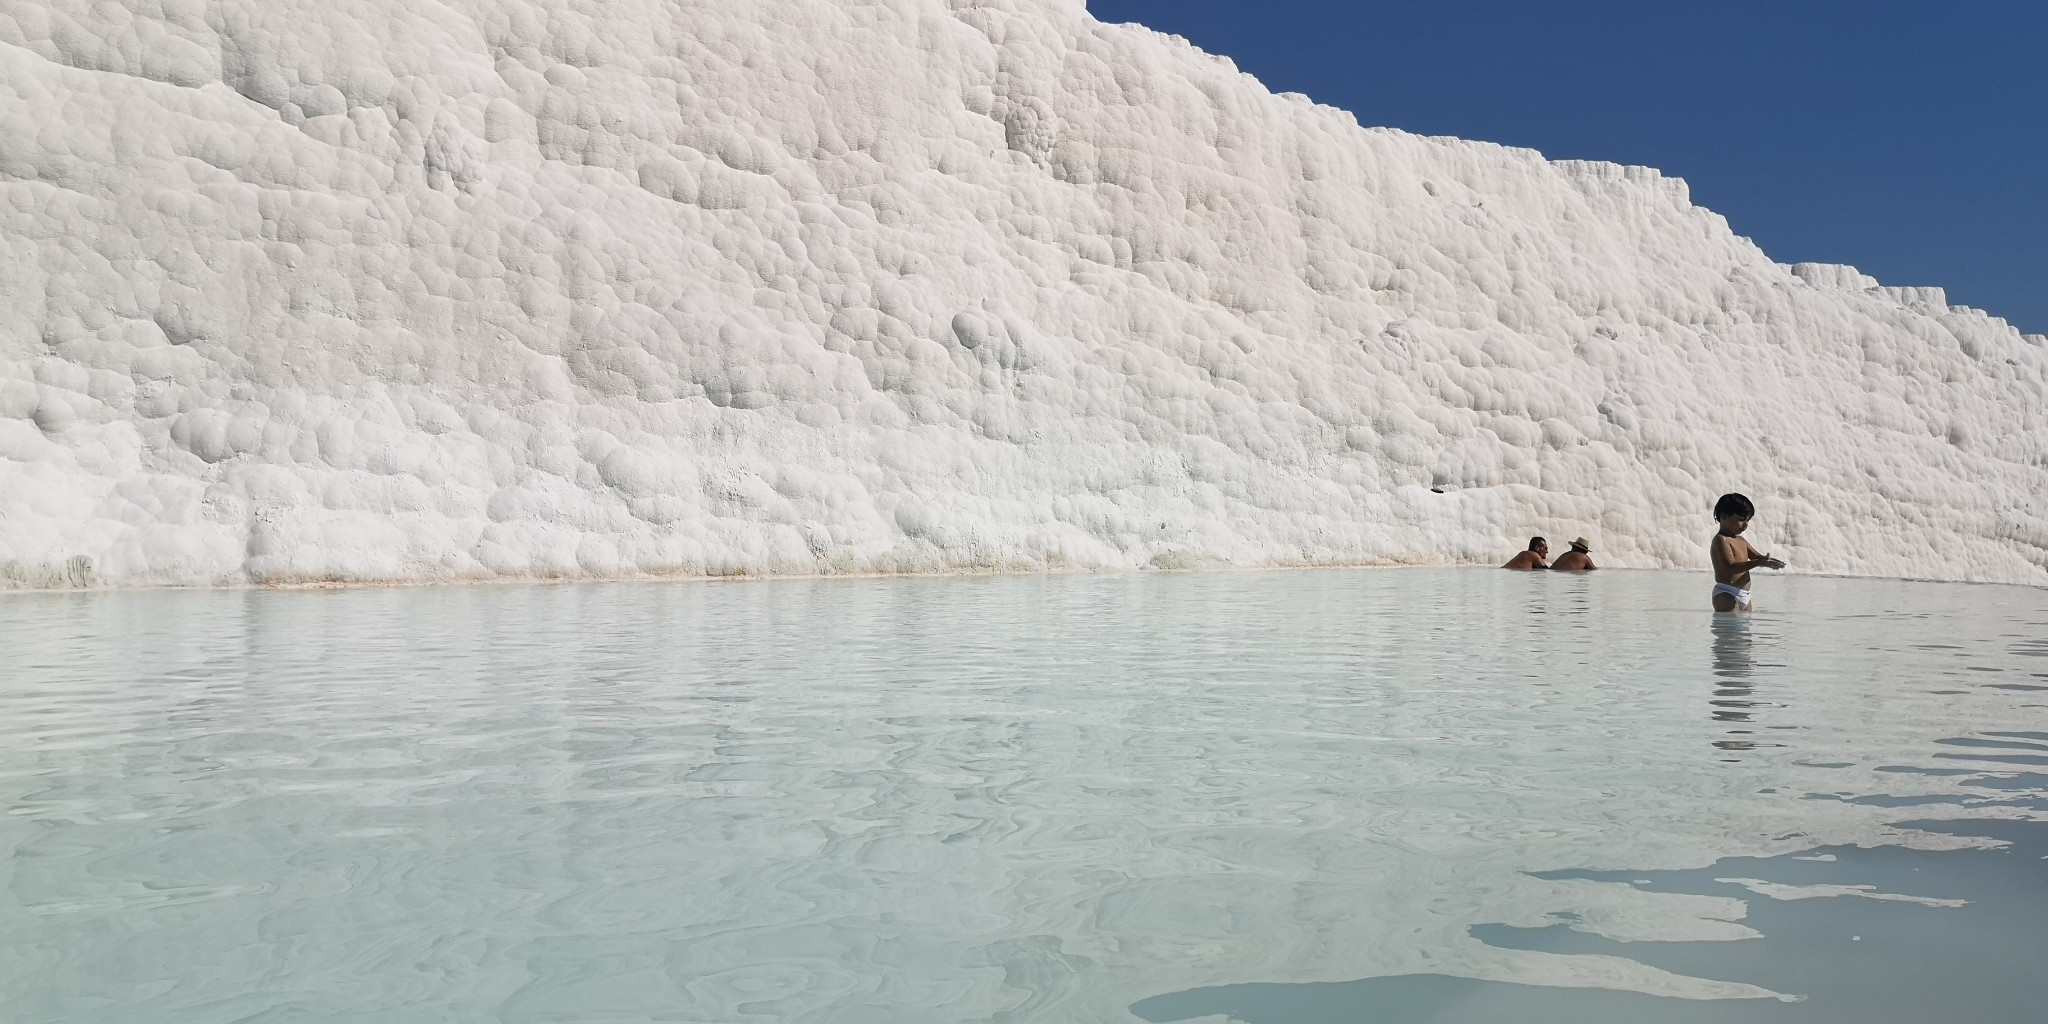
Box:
[1,0,2044,589]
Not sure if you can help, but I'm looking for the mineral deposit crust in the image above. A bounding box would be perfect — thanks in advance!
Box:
[2,0,2045,587]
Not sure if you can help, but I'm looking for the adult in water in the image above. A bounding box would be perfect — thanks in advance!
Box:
[1503,536,1549,570]
[1550,537,1596,571]
[1710,493,1785,611]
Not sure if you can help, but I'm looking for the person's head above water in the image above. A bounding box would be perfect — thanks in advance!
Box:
[1503,536,1550,569]
[1713,493,1755,534]
[1713,493,1755,519]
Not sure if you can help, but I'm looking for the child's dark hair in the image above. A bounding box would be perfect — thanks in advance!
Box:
[1713,493,1755,519]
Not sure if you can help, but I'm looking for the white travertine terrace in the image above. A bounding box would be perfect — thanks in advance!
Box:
[2,0,2044,588]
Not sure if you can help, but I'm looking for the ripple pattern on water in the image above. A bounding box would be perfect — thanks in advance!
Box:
[2,570,2044,1022]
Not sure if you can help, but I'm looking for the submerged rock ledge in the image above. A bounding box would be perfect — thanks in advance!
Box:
[2,0,2044,589]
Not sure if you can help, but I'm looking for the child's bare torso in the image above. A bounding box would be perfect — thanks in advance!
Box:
[1712,534,1759,588]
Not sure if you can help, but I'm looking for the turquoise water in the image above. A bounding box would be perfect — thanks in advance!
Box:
[2,569,2044,1022]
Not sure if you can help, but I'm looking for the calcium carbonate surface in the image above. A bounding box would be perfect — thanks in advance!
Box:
[3,0,2045,588]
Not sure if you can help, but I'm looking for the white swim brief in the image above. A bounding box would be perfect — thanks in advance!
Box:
[1713,582,1752,610]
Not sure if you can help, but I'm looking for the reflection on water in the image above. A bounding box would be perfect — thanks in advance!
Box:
[1710,612,1755,683]
[1132,817,2048,1024]
[1709,615,1787,757]
[1710,614,1757,732]
[1136,579,2048,1024]
[2,570,2045,1024]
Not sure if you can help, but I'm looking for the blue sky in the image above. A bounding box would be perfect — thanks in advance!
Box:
[1086,1,2047,335]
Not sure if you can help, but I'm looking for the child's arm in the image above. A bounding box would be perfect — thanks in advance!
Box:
[1740,541,1785,571]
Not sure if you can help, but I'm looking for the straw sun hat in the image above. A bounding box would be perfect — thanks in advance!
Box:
[1567,537,1592,551]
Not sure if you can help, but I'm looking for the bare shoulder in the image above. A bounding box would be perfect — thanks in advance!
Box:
[1709,534,1735,563]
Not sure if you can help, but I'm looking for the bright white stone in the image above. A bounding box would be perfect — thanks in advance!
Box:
[2,0,2044,588]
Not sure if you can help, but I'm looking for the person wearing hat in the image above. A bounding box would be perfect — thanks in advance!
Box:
[1551,537,1596,571]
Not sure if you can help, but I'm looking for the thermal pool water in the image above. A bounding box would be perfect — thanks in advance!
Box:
[3,569,2045,1022]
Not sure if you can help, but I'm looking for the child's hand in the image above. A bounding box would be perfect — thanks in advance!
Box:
[1762,555,1785,570]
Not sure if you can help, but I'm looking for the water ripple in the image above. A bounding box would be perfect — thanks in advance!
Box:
[2,571,2044,1022]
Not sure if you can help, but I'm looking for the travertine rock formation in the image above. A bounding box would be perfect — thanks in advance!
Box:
[3,0,2044,587]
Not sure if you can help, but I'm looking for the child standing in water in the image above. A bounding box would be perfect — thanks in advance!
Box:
[1710,493,1785,612]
